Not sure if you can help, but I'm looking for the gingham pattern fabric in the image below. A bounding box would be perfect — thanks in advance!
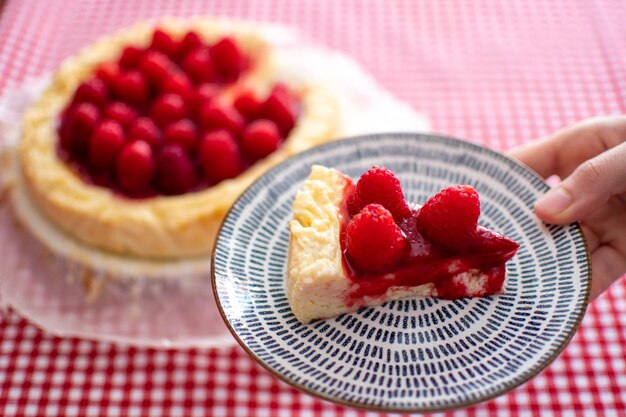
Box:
[1,0,625,415]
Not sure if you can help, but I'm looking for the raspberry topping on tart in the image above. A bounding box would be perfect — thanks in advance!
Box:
[341,166,520,300]
[116,140,156,193]
[58,28,300,197]
[241,120,281,159]
[88,120,126,169]
[199,130,244,182]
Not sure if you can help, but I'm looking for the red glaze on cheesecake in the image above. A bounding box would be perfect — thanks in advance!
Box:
[340,167,519,306]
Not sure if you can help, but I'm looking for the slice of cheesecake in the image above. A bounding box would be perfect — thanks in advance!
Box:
[287,165,519,324]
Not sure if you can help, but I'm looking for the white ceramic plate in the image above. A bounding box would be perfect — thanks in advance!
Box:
[213,133,591,412]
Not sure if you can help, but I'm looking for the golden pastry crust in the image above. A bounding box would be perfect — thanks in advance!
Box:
[18,18,340,259]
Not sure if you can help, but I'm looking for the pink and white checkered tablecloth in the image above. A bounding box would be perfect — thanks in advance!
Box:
[1,1,626,415]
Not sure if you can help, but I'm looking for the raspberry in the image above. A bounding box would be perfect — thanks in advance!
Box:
[116,140,156,193]
[95,62,121,89]
[128,117,162,149]
[415,185,480,251]
[233,90,262,120]
[180,31,203,55]
[155,145,198,195]
[349,166,410,221]
[262,84,296,135]
[119,46,144,69]
[211,37,244,81]
[182,48,217,84]
[241,119,281,160]
[113,70,149,105]
[139,50,173,85]
[345,204,407,273]
[161,71,193,99]
[164,119,199,153]
[150,94,187,128]
[74,78,108,109]
[189,83,218,118]
[150,29,180,58]
[62,103,100,153]
[199,102,245,136]
[104,102,139,131]
[88,120,126,169]
[199,130,244,182]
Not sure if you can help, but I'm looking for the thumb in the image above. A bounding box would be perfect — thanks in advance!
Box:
[535,141,626,224]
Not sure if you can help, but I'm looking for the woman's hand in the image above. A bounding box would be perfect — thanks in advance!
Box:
[507,116,626,300]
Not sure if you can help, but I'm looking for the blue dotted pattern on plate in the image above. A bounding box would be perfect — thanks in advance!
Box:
[213,133,590,412]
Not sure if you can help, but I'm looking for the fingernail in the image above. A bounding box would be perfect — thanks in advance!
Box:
[536,186,573,215]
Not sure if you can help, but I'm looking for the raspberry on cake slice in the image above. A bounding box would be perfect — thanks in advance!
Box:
[287,165,520,324]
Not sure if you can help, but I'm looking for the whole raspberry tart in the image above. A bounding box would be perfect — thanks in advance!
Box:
[287,165,519,323]
[15,18,339,260]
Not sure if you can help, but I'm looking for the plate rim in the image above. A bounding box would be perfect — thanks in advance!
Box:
[211,132,592,412]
